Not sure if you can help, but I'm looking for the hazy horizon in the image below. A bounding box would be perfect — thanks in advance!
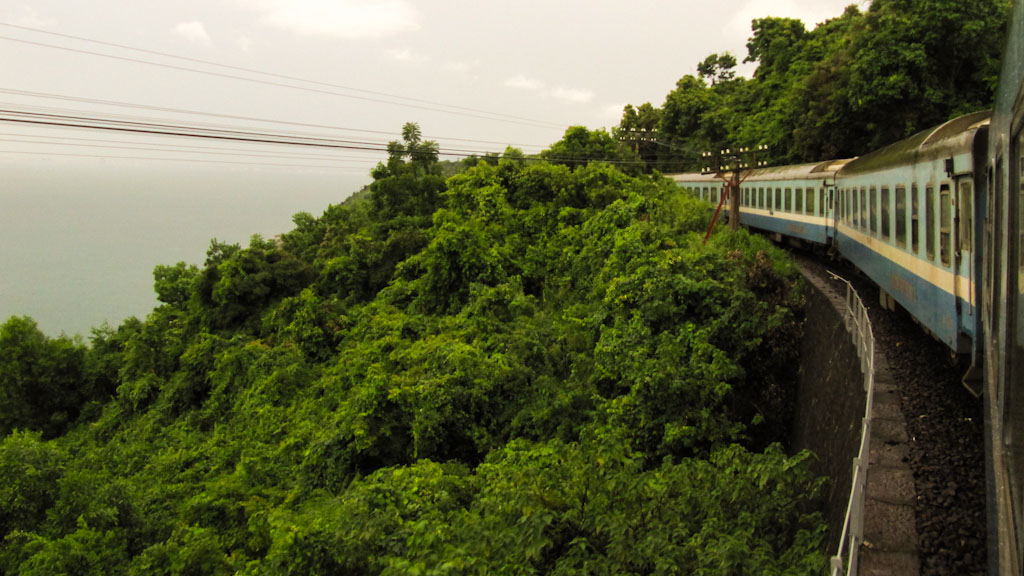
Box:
[1,157,361,337]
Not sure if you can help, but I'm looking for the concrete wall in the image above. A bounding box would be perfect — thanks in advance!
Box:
[791,271,868,555]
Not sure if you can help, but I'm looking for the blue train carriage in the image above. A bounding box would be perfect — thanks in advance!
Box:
[984,0,1024,569]
[834,110,990,358]
[670,171,727,208]
[734,160,849,246]
[670,159,848,245]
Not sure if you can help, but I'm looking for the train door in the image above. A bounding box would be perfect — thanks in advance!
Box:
[958,178,976,320]
[826,184,836,241]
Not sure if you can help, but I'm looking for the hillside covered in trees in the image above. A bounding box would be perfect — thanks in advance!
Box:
[0,124,828,574]
[4,0,1013,571]
[619,0,1011,171]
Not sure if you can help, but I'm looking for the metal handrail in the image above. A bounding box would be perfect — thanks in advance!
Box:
[829,272,875,576]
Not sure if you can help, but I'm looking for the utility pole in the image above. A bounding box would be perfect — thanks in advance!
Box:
[700,145,769,242]
[620,127,660,156]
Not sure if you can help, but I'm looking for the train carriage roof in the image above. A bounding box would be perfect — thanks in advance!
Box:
[840,110,991,176]
[741,159,852,182]
[669,158,851,185]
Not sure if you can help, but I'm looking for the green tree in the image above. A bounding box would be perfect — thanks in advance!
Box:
[196,236,315,331]
[541,126,644,174]
[0,431,63,534]
[623,0,1008,165]
[615,103,663,170]
[0,317,89,437]
[370,122,445,221]
[697,52,739,84]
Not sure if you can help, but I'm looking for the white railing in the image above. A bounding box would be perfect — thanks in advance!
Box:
[829,272,876,576]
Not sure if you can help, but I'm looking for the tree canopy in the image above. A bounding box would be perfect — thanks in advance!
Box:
[620,0,1011,171]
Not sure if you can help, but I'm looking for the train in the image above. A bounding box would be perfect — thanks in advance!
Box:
[670,0,1024,570]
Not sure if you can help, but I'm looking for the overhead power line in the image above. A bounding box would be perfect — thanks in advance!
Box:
[0,105,569,160]
[0,107,650,167]
[0,148,372,171]
[0,23,565,130]
[0,130,383,158]
[0,107,533,162]
[0,135,383,164]
[0,88,550,152]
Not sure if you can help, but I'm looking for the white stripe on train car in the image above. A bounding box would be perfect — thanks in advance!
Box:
[741,207,828,225]
[837,222,974,307]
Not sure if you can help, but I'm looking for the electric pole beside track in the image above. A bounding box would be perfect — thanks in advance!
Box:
[700,145,769,241]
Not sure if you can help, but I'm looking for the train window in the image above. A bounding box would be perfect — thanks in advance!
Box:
[881,187,891,241]
[808,187,816,215]
[959,180,974,253]
[849,189,855,226]
[926,186,936,261]
[912,184,920,254]
[795,188,803,213]
[940,184,952,267]
[853,189,860,228]
[784,188,792,212]
[758,187,765,209]
[775,188,782,211]
[895,186,907,247]
[860,186,868,226]
[860,187,868,231]
[713,187,720,204]
[870,187,878,235]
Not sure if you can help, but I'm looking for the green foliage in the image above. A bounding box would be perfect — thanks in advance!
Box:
[632,0,1010,168]
[541,126,644,175]
[371,122,446,222]
[0,431,63,535]
[0,123,824,574]
[0,317,91,437]
[697,52,739,84]
[263,435,826,575]
[198,236,316,332]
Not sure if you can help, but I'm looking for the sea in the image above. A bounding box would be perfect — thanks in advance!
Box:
[0,159,369,338]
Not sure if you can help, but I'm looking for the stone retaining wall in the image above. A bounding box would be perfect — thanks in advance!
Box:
[792,267,920,574]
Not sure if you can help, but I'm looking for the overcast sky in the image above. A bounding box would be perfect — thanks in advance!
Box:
[0,0,863,192]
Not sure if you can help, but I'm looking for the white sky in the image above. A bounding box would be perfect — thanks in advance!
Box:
[0,0,861,193]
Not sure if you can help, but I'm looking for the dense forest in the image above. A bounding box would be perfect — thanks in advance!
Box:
[618,0,1011,171]
[0,123,826,573]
